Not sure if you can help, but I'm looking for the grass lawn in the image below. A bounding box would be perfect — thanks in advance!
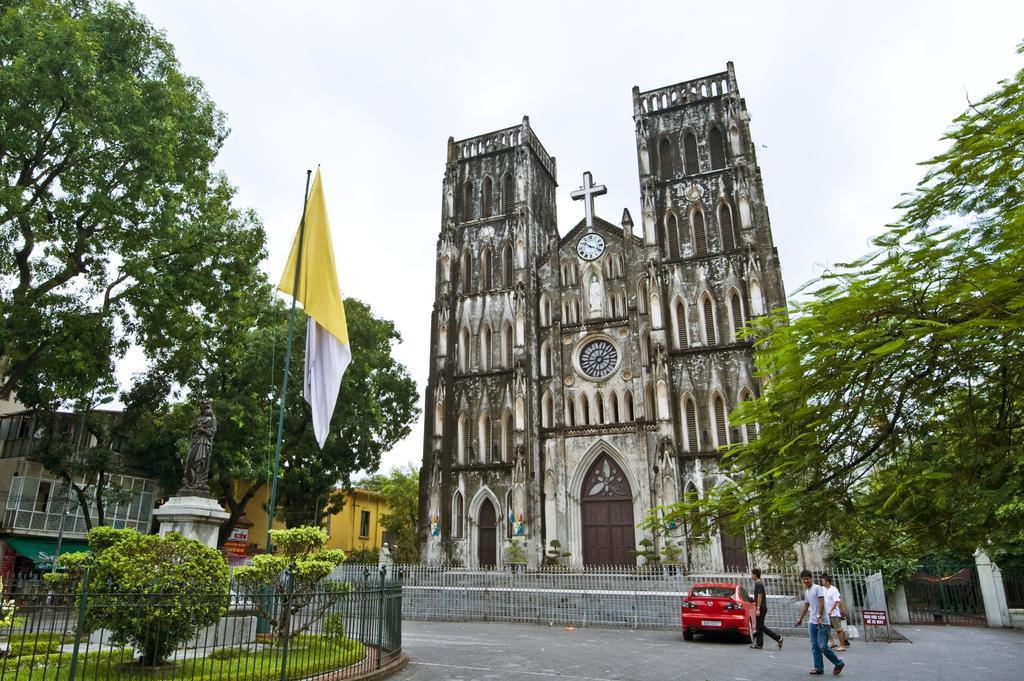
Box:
[0,634,366,681]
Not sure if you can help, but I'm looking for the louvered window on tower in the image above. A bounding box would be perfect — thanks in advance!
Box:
[676,300,688,348]
[731,293,744,340]
[454,492,464,538]
[501,243,514,288]
[502,172,514,212]
[482,416,492,463]
[504,412,513,460]
[685,398,698,451]
[503,322,513,368]
[684,132,699,175]
[462,181,473,221]
[703,297,717,345]
[666,214,680,259]
[482,177,493,218]
[693,210,708,256]
[659,138,673,178]
[710,127,726,170]
[480,248,492,291]
[714,395,728,447]
[719,204,736,252]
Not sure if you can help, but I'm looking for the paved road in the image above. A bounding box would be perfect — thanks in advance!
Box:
[391,620,1024,681]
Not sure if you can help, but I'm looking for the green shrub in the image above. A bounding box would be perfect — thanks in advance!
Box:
[5,633,62,657]
[322,613,346,640]
[54,526,230,666]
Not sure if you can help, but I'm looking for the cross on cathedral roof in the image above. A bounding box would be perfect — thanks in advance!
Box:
[570,171,607,228]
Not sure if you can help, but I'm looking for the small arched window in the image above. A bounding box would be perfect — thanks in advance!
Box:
[624,390,635,421]
[580,393,590,426]
[739,388,757,442]
[638,279,648,314]
[480,247,492,290]
[540,340,552,376]
[675,299,688,349]
[730,291,744,342]
[658,137,673,178]
[609,391,620,423]
[645,382,656,420]
[709,127,726,170]
[459,328,471,372]
[684,131,699,175]
[539,295,551,327]
[458,250,471,294]
[595,392,605,425]
[479,414,493,463]
[501,242,514,288]
[479,325,492,371]
[502,410,514,461]
[692,209,708,256]
[719,204,736,252]
[641,329,651,367]
[684,396,699,452]
[666,213,681,259]
[713,393,729,448]
[502,322,513,369]
[542,391,554,428]
[453,491,465,539]
[565,395,576,427]
[482,177,493,218]
[458,412,469,462]
[461,181,473,221]
[702,296,717,346]
[502,172,514,213]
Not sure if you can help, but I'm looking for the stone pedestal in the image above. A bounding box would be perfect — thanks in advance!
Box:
[153,495,229,549]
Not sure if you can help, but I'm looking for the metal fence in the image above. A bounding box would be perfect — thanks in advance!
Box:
[903,565,986,625]
[334,564,875,637]
[0,569,402,681]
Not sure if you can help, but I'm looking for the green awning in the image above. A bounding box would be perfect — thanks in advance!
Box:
[4,537,90,568]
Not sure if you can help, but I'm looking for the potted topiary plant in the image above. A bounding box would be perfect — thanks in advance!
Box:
[504,539,528,572]
[544,539,571,569]
[660,540,683,576]
[633,537,659,569]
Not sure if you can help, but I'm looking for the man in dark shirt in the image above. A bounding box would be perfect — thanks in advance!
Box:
[751,567,783,649]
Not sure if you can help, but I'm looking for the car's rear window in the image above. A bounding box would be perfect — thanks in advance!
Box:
[689,586,735,598]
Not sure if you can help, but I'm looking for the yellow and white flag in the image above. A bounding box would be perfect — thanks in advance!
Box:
[278,169,350,449]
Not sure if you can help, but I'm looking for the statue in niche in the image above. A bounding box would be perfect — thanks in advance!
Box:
[637,119,650,175]
[512,446,527,486]
[182,400,216,495]
[431,450,442,488]
[516,159,526,200]
[444,180,454,219]
[588,274,603,315]
[514,360,526,397]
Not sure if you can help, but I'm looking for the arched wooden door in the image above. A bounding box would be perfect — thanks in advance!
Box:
[477,498,497,567]
[581,454,636,566]
[720,527,749,572]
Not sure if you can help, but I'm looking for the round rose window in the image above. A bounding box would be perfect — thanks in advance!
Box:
[579,339,618,379]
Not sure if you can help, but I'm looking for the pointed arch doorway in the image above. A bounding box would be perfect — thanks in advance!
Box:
[581,454,636,565]
[477,498,497,567]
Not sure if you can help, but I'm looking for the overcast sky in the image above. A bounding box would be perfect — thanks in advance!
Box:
[131,0,1024,474]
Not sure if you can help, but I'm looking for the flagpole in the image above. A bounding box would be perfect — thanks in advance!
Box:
[265,168,313,554]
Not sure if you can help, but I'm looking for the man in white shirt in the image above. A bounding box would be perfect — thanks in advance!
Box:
[795,570,845,675]
[821,574,849,651]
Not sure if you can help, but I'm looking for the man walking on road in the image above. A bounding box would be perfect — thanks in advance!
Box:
[821,574,849,651]
[795,570,845,676]
[750,567,783,649]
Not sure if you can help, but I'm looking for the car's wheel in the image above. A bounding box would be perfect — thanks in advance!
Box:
[683,630,694,641]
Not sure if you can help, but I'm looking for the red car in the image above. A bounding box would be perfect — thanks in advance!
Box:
[681,582,757,641]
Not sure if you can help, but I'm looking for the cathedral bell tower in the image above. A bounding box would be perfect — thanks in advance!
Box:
[419,117,557,566]
[631,63,787,571]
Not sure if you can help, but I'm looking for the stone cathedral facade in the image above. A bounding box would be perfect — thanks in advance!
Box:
[418,64,787,570]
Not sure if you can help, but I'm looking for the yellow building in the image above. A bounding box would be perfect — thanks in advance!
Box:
[220,481,286,558]
[324,488,388,556]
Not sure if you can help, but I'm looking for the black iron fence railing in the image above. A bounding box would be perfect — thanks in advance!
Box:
[0,568,402,681]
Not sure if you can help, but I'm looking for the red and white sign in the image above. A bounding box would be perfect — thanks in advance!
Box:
[862,609,888,626]
[223,527,249,557]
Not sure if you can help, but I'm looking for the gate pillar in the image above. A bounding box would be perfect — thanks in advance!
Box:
[974,549,1010,627]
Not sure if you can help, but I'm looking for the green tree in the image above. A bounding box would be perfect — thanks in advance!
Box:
[362,465,420,563]
[47,527,229,666]
[657,45,1024,563]
[232,526,350,644]
[0,0,268,408]
[185,297,418,542]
